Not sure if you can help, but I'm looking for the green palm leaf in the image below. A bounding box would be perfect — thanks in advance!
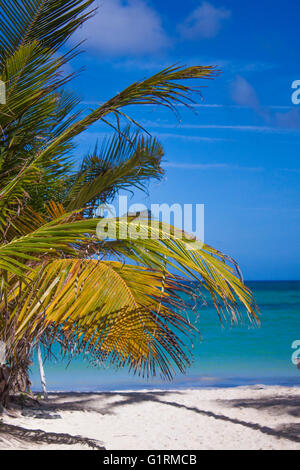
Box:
[0,0,95,60]
[66,128,164,211]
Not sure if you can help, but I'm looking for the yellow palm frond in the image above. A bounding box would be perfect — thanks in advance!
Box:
[5,259,196,379]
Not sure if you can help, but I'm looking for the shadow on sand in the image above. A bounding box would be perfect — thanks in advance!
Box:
[1,390,300,448]
[0,421,105,449]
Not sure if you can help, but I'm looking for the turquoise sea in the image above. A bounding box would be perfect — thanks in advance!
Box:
[30,281,300,391]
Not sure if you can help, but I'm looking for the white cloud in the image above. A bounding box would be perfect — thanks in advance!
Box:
[230,76,260,109]
[72,0,169,56]
[230,75,272,122]
[230,76,300,130]
[275,109,300,130]
[178,1,231,39]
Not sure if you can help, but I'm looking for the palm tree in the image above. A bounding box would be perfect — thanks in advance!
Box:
[0,0,258,408]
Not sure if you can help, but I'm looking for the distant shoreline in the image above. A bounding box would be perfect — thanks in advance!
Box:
[30,375,300,394]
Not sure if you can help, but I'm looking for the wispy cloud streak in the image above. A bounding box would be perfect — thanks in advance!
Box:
[164,162,263,171]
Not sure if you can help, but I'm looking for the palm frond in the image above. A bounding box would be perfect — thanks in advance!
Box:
[0,64,216,214]
[0,210,258,323]
[96,218,259,324]
[5,259,196,379]
[0,0,95,62]
[66,128,164,211]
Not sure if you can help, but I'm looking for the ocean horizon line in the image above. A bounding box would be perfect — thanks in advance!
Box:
[31,374,300,394]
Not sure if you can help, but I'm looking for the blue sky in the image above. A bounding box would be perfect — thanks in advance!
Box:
[67,0,300,280]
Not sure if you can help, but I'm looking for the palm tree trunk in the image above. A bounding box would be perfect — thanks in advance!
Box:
[0,351,32,409]
[0,365,10,409]
[36,343,48,400]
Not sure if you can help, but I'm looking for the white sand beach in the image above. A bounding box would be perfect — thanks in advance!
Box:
[0,386,300,450]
